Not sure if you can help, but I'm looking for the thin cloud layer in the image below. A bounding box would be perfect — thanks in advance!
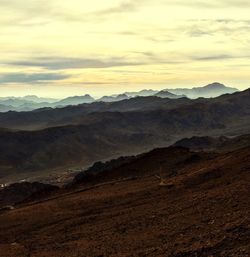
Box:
[0,72,69,84]
[0,0,250,97]
[9,57,143,70]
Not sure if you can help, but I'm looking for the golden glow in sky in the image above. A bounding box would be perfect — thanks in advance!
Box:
[0,0,250,98]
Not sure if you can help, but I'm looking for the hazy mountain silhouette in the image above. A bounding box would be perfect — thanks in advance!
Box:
[124,89,159,97]
[20,95,58,103]
[0,96,58,112]
[154,90,185,98]
[0,95,95,112]
[0,95,57,103]
[0,83,239,112]
[97,94,129,102]
[55,94,95,106]
[0,104,15,112]
[166,82,238,98]
[0,98,35,108]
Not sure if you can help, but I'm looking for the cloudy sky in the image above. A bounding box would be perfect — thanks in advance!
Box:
[1,0,250,98]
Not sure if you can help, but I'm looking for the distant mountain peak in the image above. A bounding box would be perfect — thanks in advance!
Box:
[56,94,95,106]
[24,95,39,98]
[97,94,129,102]
[154,90,185,99]
[117,93,128,97]
[166,82,239,99]
[63,94,94,100]
[205,82,226,89]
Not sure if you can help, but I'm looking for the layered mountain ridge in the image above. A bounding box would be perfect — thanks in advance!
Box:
[0,88,249,183]
[0,82,239,112]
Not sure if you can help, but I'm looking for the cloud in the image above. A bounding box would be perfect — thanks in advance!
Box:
[86,0,229,15]
[191,54,250,61]
[9,57,143,70]
[177,19,250,39]
[0,0,54,26]
[185,27,213,37]
[1,0,250,29]
[96,1,137,15]
[92,0,250,12]
[0,0,138,26]
[161,0,250,8]
[0,72,69,84]
[193,55,234,61]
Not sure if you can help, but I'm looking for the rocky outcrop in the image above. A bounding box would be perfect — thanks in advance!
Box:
[0,182,59,208]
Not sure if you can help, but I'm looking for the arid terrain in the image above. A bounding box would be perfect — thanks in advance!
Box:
[1,0,250,255]
[0,87,249,184]
[0,142,249,256]
[0,86,249,256]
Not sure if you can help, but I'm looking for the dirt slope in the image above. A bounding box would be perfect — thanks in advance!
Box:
[0,147,249,257]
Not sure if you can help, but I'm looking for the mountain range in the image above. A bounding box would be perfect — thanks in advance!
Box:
[166,82,239,98]
[56,94,95,106]
[154,90,185,99]
[97,94,130,102]
[0,88,249,183]
[0,80,249,257]
[0,82,239,112]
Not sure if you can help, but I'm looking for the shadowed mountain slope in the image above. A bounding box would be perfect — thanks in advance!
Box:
[0,88,248,131]
[0,145,249,256]
[0,96,193,130]
[0,182,58,208]
[174,134,250,152]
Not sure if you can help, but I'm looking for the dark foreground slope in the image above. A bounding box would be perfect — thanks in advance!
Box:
[0,182,58,208]
[0,145,249,257]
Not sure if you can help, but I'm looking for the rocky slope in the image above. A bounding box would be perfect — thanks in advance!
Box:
[0,182,58,208]
[0,144,249,256]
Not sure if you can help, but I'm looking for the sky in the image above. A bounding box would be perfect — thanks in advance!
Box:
[0,0,250,98]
